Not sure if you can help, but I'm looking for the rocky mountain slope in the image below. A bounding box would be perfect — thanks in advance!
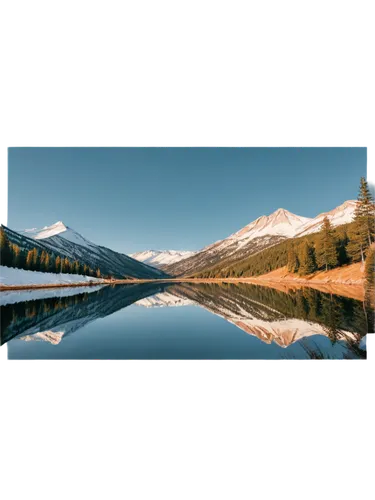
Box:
[4,223,165,279]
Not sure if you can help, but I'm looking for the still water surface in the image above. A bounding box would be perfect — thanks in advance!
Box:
[0,282,370,359]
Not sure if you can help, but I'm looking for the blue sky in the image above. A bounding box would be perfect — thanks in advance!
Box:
[8,148,366,253]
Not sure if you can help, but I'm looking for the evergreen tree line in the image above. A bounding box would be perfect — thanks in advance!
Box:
[0,227,102,278]
[197,177,375,279]
[1,291,94,345]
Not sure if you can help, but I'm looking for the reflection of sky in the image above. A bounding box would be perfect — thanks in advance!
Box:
[7,302,356,360]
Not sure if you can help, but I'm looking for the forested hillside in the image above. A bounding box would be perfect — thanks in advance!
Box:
[196,178,375,279]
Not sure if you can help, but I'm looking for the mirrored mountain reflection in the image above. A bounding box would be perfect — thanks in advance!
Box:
[167,283,370,358]
[1,283,169,346]
[1,282,371,359]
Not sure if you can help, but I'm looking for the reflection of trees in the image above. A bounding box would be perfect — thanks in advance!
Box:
[1,281,372,350]
[171,282,371,342]
[1,283,169,345]
[320,294,341,344]
[295,292,309,319]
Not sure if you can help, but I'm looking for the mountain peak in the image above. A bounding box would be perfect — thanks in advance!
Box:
[34,221,68,239]
[48,221,68,230]
[270,207,305,219]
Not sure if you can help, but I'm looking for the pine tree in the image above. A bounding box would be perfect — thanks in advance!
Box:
[315,217,338,271]
[12,244,21,267]
[347,223,363,263]
[348,177,375,263]
[55,255,61,273]
[49,254,56,273]
[321,294,341,345]
[0,226,12,266]
[96,268,101,278]
[356,177,375,246]
[287,245,299,273]
[40,250,47,270]
[44,253,50,271]
[26,249,34,269]
[315,236,324,269]
[32,248,39,270]
[20,249,28,270]
[63,258,70,273]
[336,228,349,266]
[299,241,317,276]
[365,245,374,293]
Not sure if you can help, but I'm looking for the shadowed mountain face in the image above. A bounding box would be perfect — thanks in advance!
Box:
[2,225,166,279]
[1,282,370,359]
[161,234,288,277]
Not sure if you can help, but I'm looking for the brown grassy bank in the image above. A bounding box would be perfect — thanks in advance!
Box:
[0,281,107,292]
[252,262,363,285]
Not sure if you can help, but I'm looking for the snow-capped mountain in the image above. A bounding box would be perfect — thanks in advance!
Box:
[202,208,311,255]
[20,330,65,345]
[225,208,311,243]
[135,292,194,307]
[2,282,170,345]
[295,200,357,237]
[21,221,94,248]
[130,249,196,268]
[4,222,166,279]
[161,201,357,277]
[162,208,312,276]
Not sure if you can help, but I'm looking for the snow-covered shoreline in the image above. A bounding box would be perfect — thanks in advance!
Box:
[0,265,104,287]
[0,284,105,306]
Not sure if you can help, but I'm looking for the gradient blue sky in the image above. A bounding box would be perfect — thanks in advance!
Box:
[8,148,366,253]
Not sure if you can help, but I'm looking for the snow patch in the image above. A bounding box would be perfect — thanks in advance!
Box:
[0,265,103,287]
[20,330,65,345]
[0,284,105,306]
[296,200,357,237]
[20,221,96,250]
[135,292,195,308]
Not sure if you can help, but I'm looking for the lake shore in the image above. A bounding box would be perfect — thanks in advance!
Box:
[0,275,365,303]
[1,262,366,302]
[0,281,108,292]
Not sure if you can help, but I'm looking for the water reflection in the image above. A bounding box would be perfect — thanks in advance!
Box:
[1,282,371,359]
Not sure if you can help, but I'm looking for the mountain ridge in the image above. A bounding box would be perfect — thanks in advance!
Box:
[130,249,196,268]
[5,222,165,279]
[161,201,357,277]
